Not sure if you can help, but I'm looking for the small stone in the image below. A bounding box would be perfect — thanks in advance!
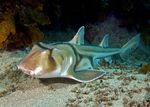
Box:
[78,99,82,103]
[94,90,101,95]
[95,96,102,104]
[123,97,129,105]
[111,95,118,101]
[117,76,124,80]
[66,102,79,107]
[82,89,90,94]
[68,98,76,102]
[71,87,78,93]
[129,101,137,107]
[0,90,7,97]
[131,88,140,93]
[107,101,113,106]
[121,87,127,93]
[83,99,88,104]
[88,97,93,102]
[90,87,97,91]
[122,80,130,86]
[144,93,150,101]
[128,92,133,99]
[145,87,150,92]
[113,71,121,75]
[100,96,111,102]
[87,83,93,88]
[96,79,103,84]
[121,71,127,75]
[143,100,150,107]
[131,76,137,80]
[75,94,82,99]
[101,76,109,80]
[80,83,86,88]
[114,88,119,95]
[103,92,110,96]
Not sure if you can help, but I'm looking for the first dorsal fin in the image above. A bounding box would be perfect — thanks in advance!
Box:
[99,34,109,48]
[69,26,85,45]
[99,34,112,64]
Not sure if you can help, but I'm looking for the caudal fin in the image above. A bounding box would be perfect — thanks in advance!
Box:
[120,34,141,59]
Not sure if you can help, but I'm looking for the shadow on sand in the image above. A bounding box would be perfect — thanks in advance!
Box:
[39,77,79,85]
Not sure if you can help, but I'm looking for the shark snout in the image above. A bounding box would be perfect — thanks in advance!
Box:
[17,64,32,75]
[17,63,36,76]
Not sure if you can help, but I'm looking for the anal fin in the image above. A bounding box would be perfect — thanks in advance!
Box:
[92,58,101,68]
[75,58,93,71]
[104,56,112,64]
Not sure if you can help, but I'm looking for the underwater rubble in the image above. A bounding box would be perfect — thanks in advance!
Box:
[65,62,150,107]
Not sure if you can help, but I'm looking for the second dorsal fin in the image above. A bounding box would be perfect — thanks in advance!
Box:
[69,26,85,45]
[99,34,109,48]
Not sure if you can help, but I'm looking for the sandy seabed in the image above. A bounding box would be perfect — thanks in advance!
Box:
[0,48,149,107]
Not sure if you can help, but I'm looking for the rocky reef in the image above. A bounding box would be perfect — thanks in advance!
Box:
[0,0,50,50]
[0,0,150,50]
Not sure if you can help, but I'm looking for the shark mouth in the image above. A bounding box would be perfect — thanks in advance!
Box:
[17,64,47,78]
[17,65,35,76]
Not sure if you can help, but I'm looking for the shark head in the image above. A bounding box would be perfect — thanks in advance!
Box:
[18,45,61,78]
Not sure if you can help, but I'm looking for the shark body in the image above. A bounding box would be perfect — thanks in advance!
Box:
[18,26,140,82]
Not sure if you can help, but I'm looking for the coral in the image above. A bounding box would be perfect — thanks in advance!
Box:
[2,25,44,50]
[27,25,44,43]
[27,8,50,25]
[21,0,43,10]
[0,13,16,48]
[0,0,50,50]
[139,64,150,74]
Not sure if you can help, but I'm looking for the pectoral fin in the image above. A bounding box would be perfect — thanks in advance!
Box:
[69,69,106,82]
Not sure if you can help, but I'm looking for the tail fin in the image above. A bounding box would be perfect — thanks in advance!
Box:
[120,34,141,59]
